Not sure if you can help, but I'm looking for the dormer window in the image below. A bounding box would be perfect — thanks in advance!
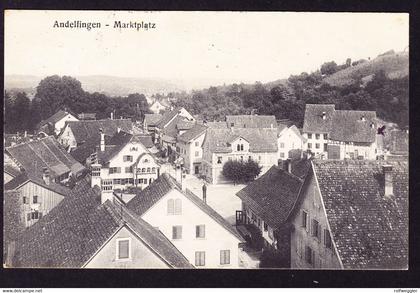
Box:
[217,157,222,164]
[361,116,366,121]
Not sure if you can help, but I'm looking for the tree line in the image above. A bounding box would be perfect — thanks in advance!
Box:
[4,75,152,134]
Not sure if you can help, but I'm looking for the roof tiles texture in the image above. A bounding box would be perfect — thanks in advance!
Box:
[144,114,163,126]
[226,115,277,129]
[177,124,208,143]
[313,160,408,269]
[12,178,192,268]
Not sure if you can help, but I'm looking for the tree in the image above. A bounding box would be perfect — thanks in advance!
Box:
[222,160,262,184]
[320,61,339,75]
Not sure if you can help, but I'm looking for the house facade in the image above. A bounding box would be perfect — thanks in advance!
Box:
[37,110,79,136]
[127,173,245,268]
[91,131,160,199]
[201,128,278,184]
[150,100,168,114]
[277,125,307,160]
[176,123,207,175]
[302,104,378,160]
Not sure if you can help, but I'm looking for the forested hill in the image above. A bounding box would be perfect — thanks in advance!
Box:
[170,50,408,128]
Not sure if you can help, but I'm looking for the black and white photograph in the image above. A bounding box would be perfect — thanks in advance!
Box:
[3,10,409,271]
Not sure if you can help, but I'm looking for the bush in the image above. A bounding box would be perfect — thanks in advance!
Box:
[222,160,262,184]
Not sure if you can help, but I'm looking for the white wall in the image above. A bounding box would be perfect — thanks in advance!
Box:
[278,128,306,159]
[54,114,79,136]
[302,132,329,158]
[141,189,241,268]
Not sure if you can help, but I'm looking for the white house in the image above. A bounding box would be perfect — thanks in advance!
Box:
[150,100,168,114]
[277,125,307,160]
[176,123,208,175]
[302,104,377,160]
[37,110,79,136]
[127,173,245,268]
[90,130,160,201]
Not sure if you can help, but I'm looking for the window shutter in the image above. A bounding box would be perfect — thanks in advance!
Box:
[306,215,310,233]
[196,226,199,238]
[317,224,322,242]
[167,199,174,215]
[175,199,182,215]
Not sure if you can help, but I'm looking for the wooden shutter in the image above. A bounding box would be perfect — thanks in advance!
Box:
[167,199,174,215]
[317,223,322,242]
[175,199,182,215]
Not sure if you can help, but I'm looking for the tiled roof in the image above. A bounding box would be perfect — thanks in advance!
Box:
[390,130,409,154]
[302,104,335,134]
[313,160,408,269]
[202,128,278,155]
[127,173,244,242]
[206,121,228,129]
[6,136,85,179]
[236,160,310,229]
[144,114,163,126]
[226,115,277,129]
[156,108,181,129]
[329,110,377,143]
[278,125,307,143]
[12,179,192,268]
[4,164,22,177]
[162,116,187,138]
[4,171,72,196]
[65,119,132,144]
[39,110,72,128]
[177,124,208,143]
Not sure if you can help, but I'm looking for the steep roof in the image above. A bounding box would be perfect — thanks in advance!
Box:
[156,108,181,129]
[226,115,277,129]
[206,121,228,129]
[302,104,335,134]
[127,173,244,242]
[6,136,85,179]
[177,124,208,143]
[278,125,307,143]
[4,171,71,196]
[329,110,377,143]
[144,114,163,126]
[4,164,22,178]
[64,119,132,144]
[202,128,278,155]
[313,160,408,269]
[39,110,74,128]
[12,179,192,268]
[236,160,311,229]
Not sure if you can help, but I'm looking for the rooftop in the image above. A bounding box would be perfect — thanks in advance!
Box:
[144,113,163,126]
[226,115,277,129]
[313,159,408,269]
[177,123,208,143]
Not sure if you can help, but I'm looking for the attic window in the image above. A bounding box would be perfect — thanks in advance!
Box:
[116,238,131,260]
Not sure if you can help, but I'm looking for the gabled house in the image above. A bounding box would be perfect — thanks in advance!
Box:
[143,113,163,138]
[302,104,378,159]
[277,124,307,160]
[160,117,196,156]
[237,159,408,269]
[37,110,79,136]
[201,128,278,184]
[176,123,208,175]
[90,130,160,201]
[126,173,245,268]
[150,100,169,114]
[8,179,193,268]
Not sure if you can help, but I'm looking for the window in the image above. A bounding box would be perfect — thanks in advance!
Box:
[305,246,314,266]
[117,239,130,260]
[231,123,234,127]
[142,168,146,173]
[323,134,328,139]
[263,222,268,231]
[308,143,312,149]
[280,152,285,158]
[113,179,121,185]
[195,251,205,266]
[125,166,133,173]
[248,156,252,162]
[315,143,320,149]
[167,199,174,215]
[195,151,199,157]
[33,196,38,204]
[220,250,230,265]
[324,143,328,152]
[152,167,156,173]
[123,155,133,162]
[308,133,312,139]
[196,225,205,238]
[312,219,321,241]
[324,230,332,249]
[109,167,121,174]
[23,196,27,204]
[147,167,151,173]
[315,134,320,140]
[130,147,138,151]
[92,167,101,176]
[172,226,182,240]
[195,141,199,147]
[302,211,308,229]
[217,157,222,164]
[174,199,182,215]
[237,144,240,151]
[280,142,285,148]
[258,156,261,161]
[240,144,244,151]
[28,211,42,221]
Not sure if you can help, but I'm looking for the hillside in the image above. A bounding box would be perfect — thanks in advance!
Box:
[5,74,184,97]
[323,51,408,87]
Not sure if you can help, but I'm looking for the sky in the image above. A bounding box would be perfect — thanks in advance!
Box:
[5,11,409,89]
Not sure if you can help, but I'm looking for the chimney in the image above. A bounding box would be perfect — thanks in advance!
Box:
[202,183,207,204]
[100,128,105,151]
[383,165,393,198]
[110,112,114,120]
[42,167,50,185]
[117,127,121,133]
[322,112,326,120]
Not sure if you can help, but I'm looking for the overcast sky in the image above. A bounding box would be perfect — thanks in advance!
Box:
[5,11,409,89]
